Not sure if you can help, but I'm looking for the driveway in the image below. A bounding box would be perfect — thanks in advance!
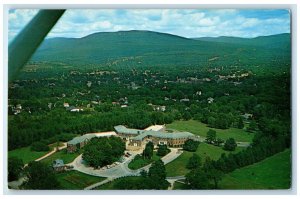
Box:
[68,150,142,178]
[70,148,183,190]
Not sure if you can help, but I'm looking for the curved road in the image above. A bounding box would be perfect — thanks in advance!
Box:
[70,148,183,190]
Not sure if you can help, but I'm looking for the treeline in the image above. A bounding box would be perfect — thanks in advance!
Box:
[184,119,290,189]
[8,106,175,150]
[8,62,290,150]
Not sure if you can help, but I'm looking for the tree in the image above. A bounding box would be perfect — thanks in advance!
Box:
[82,136,125,168]
[237,117,244,129]
[30,141,50,152]
[183,139,200,152]
[140,169,148,178]
[148,159,166,180]
[247,120,257,132]
[223,138,237,151]
[214,138,224,147]
[148,159,169,189]
[203,157,223,189]
[24,161,60,189]
[186,153,201,169]
[206,129,217,144]
[156,144,170,156]
[143,141,154,159]
[207,116,216,127]
[183,111,192,120]
[185,168,209,189]
[8,157,24,181]
[215,114,231,129]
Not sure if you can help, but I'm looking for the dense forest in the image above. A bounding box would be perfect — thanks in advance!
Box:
[8,31,290,153]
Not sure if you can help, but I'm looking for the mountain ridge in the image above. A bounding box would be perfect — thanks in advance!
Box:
[31,30,291,67]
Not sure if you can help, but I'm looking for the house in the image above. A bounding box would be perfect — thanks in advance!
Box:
[16,104,22,110]
[207,97,214,104]
[67,134,96,153]
[91,101,99,105]
[180,98,190,102]
[52,159,65,172]
[149,104,166,112]
[195,91,202,96]
[63,102,69,108]
[87,81,92,88]
[242,113,253,120]
[66,106,83,112]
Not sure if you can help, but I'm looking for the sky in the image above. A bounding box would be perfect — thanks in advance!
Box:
[8,9,290,41]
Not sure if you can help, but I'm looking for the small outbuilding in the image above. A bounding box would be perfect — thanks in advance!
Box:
[52,159,65,172]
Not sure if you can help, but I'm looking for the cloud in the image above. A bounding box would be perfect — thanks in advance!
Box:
[8,9,290,41]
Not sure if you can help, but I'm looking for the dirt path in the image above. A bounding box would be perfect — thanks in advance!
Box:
[34,142,67,162]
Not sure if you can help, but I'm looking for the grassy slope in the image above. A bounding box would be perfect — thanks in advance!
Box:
[56,170,106,190]
[40,149,80,166]
[166,120,254,142]
[165,143,243,177]
[128,151,161,170]
[8,146,50,164]
[8,142,65,164]
[219,149,291,189]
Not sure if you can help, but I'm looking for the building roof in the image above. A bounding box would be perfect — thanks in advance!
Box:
[114,125,196,141]
[132,130,195,141]
[67,134,96,145]
[114,125,144,135]
[53,159,64,168]
[144,125,165,131]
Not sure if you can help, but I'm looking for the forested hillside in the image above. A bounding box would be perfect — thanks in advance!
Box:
[30,31,290,68]
[9,31,291,155]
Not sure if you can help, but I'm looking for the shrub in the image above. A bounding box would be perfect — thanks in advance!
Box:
[223,138,237,151]
[183,139,200,152]
[156,144,170,156]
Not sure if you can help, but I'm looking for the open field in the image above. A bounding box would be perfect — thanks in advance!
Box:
[8,146,50,164]
[166,120,254,142]
[128,151,161,170]
[40,149,80,166]
[8,142,65,164]
[166,142,244,177]
[219,149,291,189]
[56,170,106,190]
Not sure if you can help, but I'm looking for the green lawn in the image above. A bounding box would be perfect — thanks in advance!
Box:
[8,142,65,164]
[166,120,254,142]
[166,142,244,177]
[56,170,106,190]
[128,152,161,170]
[8,146,50,164]
[219,149,291,189]
[96,176,144,190]
[40,149,80,166]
